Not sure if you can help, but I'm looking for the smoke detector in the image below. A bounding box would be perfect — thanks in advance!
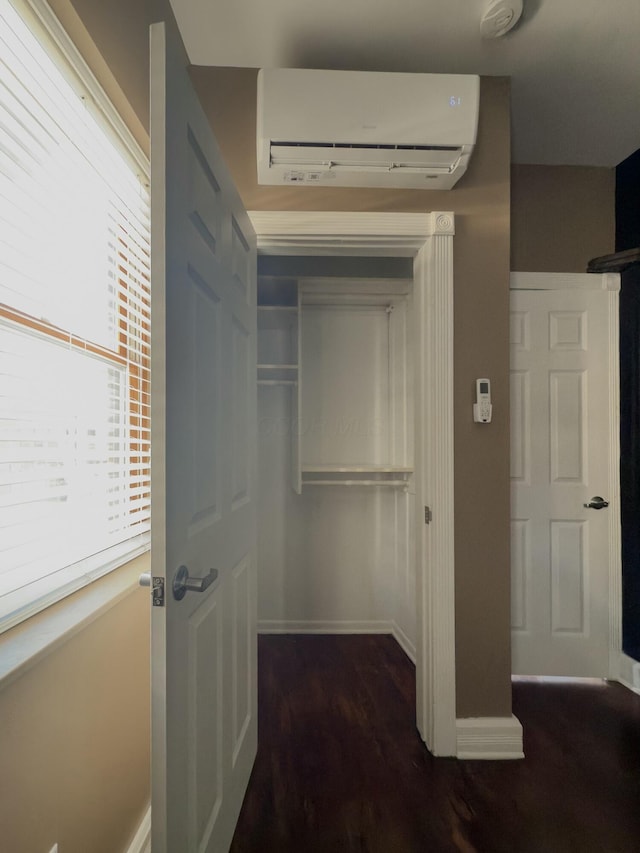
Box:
[480,0,523,39]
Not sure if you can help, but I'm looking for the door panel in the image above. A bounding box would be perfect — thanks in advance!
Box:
[510,519,528,631]
[187,595,223,848]
[510,285,615,677]
[150,16,257,853]
[231,555,252,762]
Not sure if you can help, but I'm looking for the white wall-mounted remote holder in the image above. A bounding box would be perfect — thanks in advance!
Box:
[473,378,492,423]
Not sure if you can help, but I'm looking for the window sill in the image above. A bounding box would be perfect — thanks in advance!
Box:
[0,551,150,689]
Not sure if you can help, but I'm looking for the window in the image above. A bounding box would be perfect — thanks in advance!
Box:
[0,0,151,630]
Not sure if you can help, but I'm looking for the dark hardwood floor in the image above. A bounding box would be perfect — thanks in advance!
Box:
[230,635,640,853]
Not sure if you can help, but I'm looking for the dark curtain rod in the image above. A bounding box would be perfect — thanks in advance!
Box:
[588,247,640,273]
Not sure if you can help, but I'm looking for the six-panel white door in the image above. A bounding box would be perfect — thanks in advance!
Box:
[510,274,619,677]
[150,17,257,852]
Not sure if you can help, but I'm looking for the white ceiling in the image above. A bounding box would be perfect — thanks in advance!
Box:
[169,0,640,167]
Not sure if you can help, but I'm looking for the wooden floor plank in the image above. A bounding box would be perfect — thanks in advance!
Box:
[231,635,640,853]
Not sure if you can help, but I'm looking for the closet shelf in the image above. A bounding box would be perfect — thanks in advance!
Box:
[301,465,412,489]
[258,364,298,370]
[302,465,412,474]
[302,479,410,487]
[257,363,299,387]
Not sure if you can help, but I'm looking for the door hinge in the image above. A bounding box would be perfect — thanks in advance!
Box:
[152,577,165,607]
[424,506,432,524]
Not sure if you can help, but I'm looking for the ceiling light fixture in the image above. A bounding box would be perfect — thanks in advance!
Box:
[480,0,524,39]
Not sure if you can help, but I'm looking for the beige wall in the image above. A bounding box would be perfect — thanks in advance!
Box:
[0,583,150,853]
[511,164,615,272]
[45,0,151,154]
[190,68,514,718]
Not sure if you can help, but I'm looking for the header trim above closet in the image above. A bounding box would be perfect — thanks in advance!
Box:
[248,211,453,256]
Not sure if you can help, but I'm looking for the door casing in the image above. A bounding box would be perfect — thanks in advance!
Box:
[249,210,457,756]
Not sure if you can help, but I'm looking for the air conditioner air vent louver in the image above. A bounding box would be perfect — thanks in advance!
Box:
[272,142,460,153]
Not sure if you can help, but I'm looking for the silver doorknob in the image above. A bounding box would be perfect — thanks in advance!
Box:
[584,496,609,510]
[173,565,218,601]
[139,572,151,587]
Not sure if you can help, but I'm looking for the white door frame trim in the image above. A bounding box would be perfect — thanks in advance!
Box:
[249,210,457,756]
[510,272,622,681]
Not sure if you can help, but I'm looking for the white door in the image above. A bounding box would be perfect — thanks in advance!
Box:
[149,17,257,853]
[510,273,620,677]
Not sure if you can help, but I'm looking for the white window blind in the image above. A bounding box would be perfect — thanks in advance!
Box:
[0,0,151,629]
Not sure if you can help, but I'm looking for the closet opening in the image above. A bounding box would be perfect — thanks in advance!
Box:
[256,254,417,662]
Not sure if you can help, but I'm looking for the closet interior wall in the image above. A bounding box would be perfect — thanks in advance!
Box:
[256,258,416,659]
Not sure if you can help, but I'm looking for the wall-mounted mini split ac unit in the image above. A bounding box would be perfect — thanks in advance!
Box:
[257,68,480,190]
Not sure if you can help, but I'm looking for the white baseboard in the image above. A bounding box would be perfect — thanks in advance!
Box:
[257,619,394,634]
[257,620,417,666]
[617,652,640,695]
[456,715,524,760]
[392,621,416,664]
[125,805,151,853]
